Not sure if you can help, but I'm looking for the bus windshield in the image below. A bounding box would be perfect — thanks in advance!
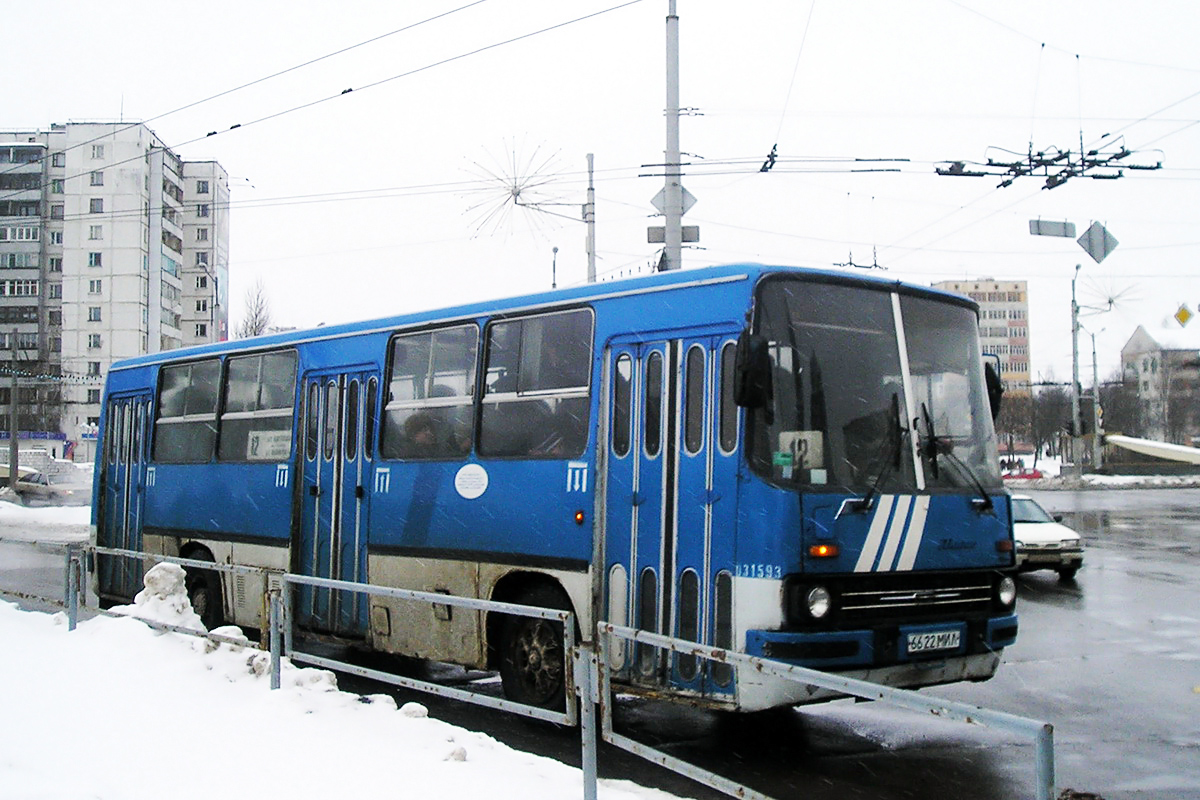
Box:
[748,276,1002,492]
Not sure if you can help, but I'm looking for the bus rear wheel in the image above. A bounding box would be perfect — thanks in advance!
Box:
[498,585,569,710]
[185,567,223,630]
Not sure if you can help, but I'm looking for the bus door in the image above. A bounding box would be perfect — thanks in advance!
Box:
[98,393,152,602]
[297,369,376,636]
[604,331,739,696]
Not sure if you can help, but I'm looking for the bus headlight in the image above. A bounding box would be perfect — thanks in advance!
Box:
[807,585,832,619]
[997,576,1016,607]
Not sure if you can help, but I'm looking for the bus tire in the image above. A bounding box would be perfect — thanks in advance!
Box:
[498,584,570,710]
[185,567,223,630]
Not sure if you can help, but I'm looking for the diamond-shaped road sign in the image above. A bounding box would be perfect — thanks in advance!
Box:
[650,186,697,216]
[1077,221,1118,264]
[1175,304,1193,328]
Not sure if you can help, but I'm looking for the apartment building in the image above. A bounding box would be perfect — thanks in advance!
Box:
[0,122,229,461]
[1121,321,1200,444]
[932,279,1031,394]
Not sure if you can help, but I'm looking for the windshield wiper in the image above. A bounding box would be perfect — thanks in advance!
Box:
[918,402,940,481]
[917,401,993,513]
[844,393,907,515]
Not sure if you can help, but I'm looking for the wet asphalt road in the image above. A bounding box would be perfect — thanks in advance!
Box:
[2,488,1198,799]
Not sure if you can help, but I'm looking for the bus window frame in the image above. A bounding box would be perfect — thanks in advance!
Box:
[478,306,595,460]
[216,348,299,464]
[151,357,222,464]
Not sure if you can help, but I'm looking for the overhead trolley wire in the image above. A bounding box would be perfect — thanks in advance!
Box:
[1,0,647,207]
[0,0,494,186]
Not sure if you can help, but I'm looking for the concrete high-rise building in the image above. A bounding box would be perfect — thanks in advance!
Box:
[0,122,229,461]
[933,279,1031,394]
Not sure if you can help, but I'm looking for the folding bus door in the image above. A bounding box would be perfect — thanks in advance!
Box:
[297,369,375,637]
[604,331,740,698]
[98,393,153,602]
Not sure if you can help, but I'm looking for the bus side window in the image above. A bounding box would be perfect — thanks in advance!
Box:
[380,324,477,460]
[153,359,221,463]
[217,350,298,462]
[479,309,593,459]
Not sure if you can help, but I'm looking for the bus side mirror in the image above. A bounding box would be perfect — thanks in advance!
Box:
[984,360,1004,421]
[734,329,773,416]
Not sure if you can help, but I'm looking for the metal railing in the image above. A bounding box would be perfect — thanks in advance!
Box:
[0,536,1053,800]
[595,622,1055,800]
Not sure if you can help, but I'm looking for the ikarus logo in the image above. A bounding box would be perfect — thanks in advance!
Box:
[853,495,931,572]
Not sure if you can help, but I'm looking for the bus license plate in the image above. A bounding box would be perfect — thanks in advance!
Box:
[906,629,960,654]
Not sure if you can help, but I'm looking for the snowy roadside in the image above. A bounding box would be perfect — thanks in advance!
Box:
[0,566,678,800]
[1005,473,1200,491]
[0,500,89,544]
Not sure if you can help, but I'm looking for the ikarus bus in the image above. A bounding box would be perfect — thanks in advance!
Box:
[94,264,1017,713]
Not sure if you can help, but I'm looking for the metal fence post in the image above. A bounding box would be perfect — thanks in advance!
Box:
[1036,722,1056,800]
[577,643,598,800]
[268,573,283,691]
[66,544,80,632]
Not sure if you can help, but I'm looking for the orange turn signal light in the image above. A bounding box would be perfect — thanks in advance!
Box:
[574,510,586,525]
[809,543,839,558]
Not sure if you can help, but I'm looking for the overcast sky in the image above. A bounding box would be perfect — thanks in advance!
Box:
[8,0,1199,382]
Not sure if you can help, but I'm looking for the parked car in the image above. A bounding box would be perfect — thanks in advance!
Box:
[1011,494,1083,580]
[0,465,81,505]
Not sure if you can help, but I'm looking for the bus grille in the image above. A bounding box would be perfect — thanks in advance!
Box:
[786,572,998,627]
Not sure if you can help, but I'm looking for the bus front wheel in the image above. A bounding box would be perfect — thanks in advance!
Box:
[498,585,569,710]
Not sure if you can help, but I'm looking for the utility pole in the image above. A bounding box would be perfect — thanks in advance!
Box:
[1070,265,1082,475]
[585,153,596,283]
[661,0,683,271]
[1091,330,1103,470]
[8,328,18,492]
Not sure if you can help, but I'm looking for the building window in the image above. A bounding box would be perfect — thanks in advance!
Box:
[196,180,209,194]
[88,306,102,322]
[196,251,210,266]
[195,323,208,337]
[50,231,63,246]
[50,337,61,353]
[196,275,208,289]
[196,299,208,312]
[48,310,62,326]
[88,334,102,349]
[49,257,62,273]
[0,280,40,297]
[87,389,101,404]
[50,179,64,194]
[88,225,102,240]
[51,153,66,168]
[88,252,103,268]
[196,227,208,242]
[88,361,101,376]
[50,204,64,220]
[197,204,210,218]
[90,171,104,186]
[49,284,62,299]
[89,198,104,214]
[88,279,102,294]
[91,145,104,159]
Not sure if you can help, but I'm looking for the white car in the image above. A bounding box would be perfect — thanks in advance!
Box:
[1011,494,1084,580]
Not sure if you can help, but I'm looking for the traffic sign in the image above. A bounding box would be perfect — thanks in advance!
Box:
[1077,222,1118,263]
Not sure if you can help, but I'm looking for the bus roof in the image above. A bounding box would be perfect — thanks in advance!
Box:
[111,263,973,372]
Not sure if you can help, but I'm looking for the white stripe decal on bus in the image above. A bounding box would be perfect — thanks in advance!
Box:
[895,495,931,571]
[854,494,895,572]
[877,495,912,572]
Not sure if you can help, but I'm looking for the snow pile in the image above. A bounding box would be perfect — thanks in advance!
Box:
[110,562,206,631]
[0,561,677,800]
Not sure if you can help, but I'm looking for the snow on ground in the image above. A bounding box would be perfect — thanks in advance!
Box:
[0,508,677,800]
[0,500,89,543]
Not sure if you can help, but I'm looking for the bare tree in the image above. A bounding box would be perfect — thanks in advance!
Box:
[236,280,271,339]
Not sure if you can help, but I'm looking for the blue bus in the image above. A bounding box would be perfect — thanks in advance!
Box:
[94,264,1017,711]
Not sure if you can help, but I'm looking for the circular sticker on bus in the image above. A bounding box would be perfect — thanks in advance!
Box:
[454,463,489,500]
